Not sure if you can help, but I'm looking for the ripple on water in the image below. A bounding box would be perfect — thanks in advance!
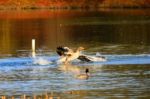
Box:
[0,55,149,98]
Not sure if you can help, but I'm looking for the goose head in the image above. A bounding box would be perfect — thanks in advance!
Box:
[77,47,85,51]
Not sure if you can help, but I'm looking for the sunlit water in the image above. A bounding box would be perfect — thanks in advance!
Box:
[0,9,150,98]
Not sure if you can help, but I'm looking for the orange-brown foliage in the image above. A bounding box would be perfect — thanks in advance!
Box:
[0,0,149,8]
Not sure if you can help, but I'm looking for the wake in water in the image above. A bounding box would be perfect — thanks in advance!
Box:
[0,54,150,67]
[32,52,107,66]
[33,57,52,65]
[0,54,149,97]
[30,54,150,66]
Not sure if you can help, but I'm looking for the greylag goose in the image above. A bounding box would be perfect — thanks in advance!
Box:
[56,46,106,64]
[56,46,84,64]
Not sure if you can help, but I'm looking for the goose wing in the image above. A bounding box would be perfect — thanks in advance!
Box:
[78,55,106,62]
[56,46,72,56]
[77,55,92,62]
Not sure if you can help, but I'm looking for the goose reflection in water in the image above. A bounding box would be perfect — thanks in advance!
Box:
[59,63,91,80]
[59,63,81,74]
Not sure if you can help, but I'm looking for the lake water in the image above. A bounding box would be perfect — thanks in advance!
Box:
[0,9,150,98]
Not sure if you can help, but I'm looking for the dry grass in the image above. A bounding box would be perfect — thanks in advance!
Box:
[0,93,60,99]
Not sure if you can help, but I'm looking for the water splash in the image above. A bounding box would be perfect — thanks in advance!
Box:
[33,57,52,65]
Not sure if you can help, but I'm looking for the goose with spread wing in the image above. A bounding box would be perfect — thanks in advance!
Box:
[56,46,84,64]
[56,46,106,64]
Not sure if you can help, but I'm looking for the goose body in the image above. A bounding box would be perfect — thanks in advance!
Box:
[56,52,80,63]
[56,46,107,64]
[56,46,84,64]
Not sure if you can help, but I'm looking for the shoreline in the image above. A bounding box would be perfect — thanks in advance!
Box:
[0,8,149,19]
[0,6,150,11]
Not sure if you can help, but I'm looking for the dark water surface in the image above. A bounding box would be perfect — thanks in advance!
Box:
[0,9,150,98]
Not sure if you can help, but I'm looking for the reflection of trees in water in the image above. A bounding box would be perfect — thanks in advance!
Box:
[0,10,150,55]
[0,21,150,55]
[0,20,12,54]
[112,24,150,45]
[69,24,150,45]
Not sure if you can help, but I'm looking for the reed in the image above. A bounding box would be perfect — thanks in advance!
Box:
[0,93,60,99]
[1,96,6,99]
[11,96,14,99]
